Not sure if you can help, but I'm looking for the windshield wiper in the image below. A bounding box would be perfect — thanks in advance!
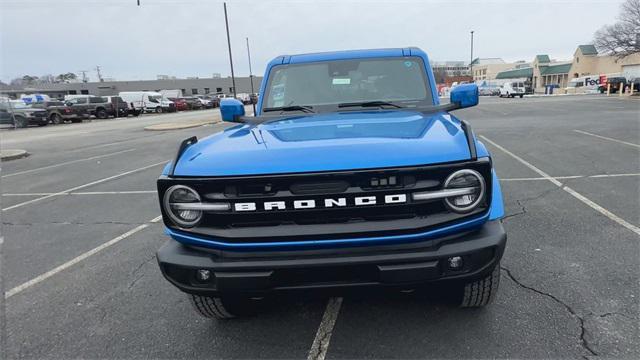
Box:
[338,101,403,109]
[263,105,315,113]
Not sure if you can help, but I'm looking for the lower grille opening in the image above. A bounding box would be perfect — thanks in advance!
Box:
[273,265,379,287]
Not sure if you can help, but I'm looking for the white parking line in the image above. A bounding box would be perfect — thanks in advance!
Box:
[308,297,343,360]
[4,215,162,299]
[2,191,157,197]
[480,135,640,236]
[574,130,640,149]
[500,173,640,181]
[1,160,168,212]
[1,148,137,178]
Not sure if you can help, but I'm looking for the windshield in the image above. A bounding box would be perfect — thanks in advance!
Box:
[262,57,432,112]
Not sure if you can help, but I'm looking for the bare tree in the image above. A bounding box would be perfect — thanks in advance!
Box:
[594,0,640,59]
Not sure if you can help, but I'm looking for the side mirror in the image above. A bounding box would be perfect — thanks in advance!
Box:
[220,98,245,122]
[450,83,479,109]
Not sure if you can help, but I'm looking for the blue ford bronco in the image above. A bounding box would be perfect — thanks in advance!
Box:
[156,47,506,319]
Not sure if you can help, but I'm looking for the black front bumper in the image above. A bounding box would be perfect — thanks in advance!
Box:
[157,220,506,296]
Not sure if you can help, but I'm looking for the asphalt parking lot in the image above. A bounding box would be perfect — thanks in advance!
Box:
[1,95,638,359]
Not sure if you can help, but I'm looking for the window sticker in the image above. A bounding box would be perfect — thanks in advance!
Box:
[332,78,351,85]
[404,61,413,68]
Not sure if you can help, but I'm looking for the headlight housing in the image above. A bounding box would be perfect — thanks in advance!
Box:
[163,185,203,228]
[443,169,486,213]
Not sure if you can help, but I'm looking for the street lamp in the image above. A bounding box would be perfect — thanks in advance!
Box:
[224,2,237,98]
[470,30,474,82]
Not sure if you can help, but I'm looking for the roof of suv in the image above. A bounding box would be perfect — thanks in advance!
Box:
[278,47,422,64]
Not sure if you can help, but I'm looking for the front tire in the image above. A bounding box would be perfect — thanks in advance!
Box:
[189,294,263,319]
[459,264,501,307]
[95,108,108,119]
[155,106,162,114]
[50,113,63,125]
[14,116,28,128]
[519,94,524,98]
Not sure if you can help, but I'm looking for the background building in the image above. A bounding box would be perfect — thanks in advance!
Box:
[496,45,640,93]
[470,58,527,81]
[0,76,262,99]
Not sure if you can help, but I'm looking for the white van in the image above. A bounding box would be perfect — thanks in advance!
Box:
[499,81,526,98]
[119,91,174,113]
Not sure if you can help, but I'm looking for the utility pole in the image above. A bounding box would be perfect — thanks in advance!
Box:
[95,66,103,82]
[469,30,474,82]
[223,2,237,98]
[246,37,256,115]
[79,70,88,83]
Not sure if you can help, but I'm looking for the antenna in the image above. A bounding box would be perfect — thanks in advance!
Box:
[223,2,237,99]
[246,37,256,115]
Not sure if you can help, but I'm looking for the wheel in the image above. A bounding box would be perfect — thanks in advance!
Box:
[71,118,83,123]
[14,116,28,128]
[519,94,524,98]
[189,294,264,319]
[95,108,108,119]
[50,113,63,125]
[155,106,162,114]
[457,264,501,307]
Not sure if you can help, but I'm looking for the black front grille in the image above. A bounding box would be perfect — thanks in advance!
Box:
[158,158,492,243]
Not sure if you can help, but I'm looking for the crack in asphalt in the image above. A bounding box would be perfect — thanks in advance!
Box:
[127,255,156,290]
[502,199,527,221]
[500,266,598,358]
[587,311,632,320]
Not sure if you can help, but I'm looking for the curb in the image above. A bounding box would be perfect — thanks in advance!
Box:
[1,149,29,161]
[144,121,215,131]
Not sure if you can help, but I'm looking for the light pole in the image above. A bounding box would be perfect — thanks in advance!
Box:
[470,30,474,82]
[246,37,256,115]
[224,2,237,99]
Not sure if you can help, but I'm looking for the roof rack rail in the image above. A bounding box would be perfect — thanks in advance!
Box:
[169,136,197,177]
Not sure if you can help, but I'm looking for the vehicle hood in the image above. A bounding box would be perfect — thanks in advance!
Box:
[173,110,472,176]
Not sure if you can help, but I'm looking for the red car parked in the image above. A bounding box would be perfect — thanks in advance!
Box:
[169,98,188,111]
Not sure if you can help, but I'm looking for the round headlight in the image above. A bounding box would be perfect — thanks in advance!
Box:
[163,185,202,228]
[443,169,486,213]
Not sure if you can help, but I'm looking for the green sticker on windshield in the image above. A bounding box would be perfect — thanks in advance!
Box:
[332,78,351,85]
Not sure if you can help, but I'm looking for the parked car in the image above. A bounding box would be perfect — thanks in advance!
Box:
[156,47,506,319]
[194,96,213,109]
[236,93,252,105]
[169,98,189,111]
[31,100,89,124]
[601,77,627,93]
[182,96,203,110]
[0,101,49,128]
[105,96,129,117]
[64,95,111,119]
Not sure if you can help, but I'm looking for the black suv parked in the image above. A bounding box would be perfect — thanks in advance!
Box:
[0,101,49,128]
[31,100,89,124]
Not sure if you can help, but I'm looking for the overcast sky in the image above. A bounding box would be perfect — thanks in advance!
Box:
[0,0,624,83]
